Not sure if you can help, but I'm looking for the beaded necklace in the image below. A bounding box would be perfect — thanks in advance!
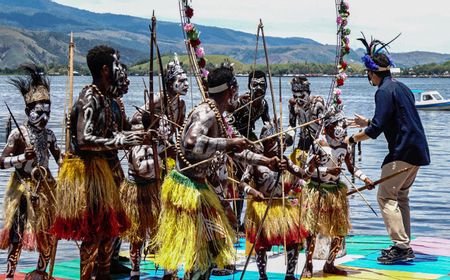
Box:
[87,84,115,135]
[176,99,229,172]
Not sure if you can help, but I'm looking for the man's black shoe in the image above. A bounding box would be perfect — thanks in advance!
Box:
[377,246,415,264]
[380,246,394,256]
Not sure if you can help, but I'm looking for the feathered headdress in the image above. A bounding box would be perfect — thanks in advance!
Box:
[8,64,50,105]
[166,53,185,82]
[290,75,310,93]
[358,33,401,72]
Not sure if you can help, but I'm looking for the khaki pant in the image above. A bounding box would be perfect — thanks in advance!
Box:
[377,161,419,249]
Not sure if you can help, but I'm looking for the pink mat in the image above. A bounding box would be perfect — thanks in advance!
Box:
[411,237,450,257]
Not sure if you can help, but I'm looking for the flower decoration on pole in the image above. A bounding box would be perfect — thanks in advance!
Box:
[332,0,351,110]
[182,0,208,81]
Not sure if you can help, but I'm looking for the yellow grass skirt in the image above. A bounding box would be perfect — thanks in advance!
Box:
[51,156,129,241]
[154,170,235,273]
[0,172,55,251]
[246,194,307,249]
[301,181,350,237]
[120,179,161,245]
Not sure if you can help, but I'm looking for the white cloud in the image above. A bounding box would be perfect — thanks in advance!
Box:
[54,0,450,53]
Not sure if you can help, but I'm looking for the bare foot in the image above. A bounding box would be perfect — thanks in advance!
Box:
[302,264,313,278]
[323,263,347,276]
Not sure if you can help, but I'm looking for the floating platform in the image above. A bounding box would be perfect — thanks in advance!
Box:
[4,235,450,279]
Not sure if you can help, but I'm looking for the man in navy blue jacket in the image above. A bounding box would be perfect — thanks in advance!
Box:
[345,36,430,265]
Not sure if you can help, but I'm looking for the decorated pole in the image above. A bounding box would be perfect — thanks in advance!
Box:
[179,0,208,100]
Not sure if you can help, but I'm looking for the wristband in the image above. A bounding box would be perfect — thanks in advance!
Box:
[354,169,368,181]
[367,119,371,126]
[349,135,356,144]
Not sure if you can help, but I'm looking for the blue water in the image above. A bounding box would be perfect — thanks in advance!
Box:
[0,75,449,271]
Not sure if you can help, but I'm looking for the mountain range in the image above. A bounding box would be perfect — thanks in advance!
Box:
[0,0,449,70]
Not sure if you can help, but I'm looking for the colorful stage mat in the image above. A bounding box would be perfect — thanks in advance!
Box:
[3,235,449,279]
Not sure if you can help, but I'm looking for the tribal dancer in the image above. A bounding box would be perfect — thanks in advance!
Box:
[241,122,315,280]
[163,54,188,131]
[109,64,134,275]
[131,54,188,165]
[228,70,271,140]
[51,45,145,280]
[120,138,162,280]
[154,65,279,279]
[301,111,373,278]
[128,54,188,280]
[0,64,61,280]
[226,70,272,232]
[288,75,325,151]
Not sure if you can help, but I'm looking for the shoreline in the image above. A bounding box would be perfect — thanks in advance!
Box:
[1,73,450,78]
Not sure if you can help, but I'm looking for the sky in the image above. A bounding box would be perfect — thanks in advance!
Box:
[54,0,450,54]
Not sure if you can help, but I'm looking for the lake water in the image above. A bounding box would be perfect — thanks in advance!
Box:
[0,75,449,270]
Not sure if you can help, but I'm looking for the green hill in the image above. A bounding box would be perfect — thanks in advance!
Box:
[128,54,366,76]
[129,55,244,75]
[0,0,449,71]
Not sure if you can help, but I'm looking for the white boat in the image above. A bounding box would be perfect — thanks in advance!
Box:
[413,90,450,110]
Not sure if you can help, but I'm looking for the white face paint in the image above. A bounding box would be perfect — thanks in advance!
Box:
[227,81,240,112]
[291,81,311,106]
[108,54,129,98]
[28,102,50,130]
[292,90,310,106]
[331,120,347,141]
[129,145,156,179]
[249,77,266,98]
[173,73,189,95]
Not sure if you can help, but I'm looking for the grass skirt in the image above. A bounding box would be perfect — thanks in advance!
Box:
[301,181,350,237]
[51,156,129,242]
[0,172,55,251]
[120,179,160,245]
[246,194,307,249]
[154,170,235,273]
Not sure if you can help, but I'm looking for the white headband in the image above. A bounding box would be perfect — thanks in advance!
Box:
[208,83,230,94]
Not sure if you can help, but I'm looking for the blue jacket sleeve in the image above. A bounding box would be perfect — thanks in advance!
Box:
[364,88,394,139]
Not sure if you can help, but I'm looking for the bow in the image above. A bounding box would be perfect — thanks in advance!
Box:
[347,167,411,196]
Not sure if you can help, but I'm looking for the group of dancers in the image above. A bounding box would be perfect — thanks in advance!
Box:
[0,45,374,280]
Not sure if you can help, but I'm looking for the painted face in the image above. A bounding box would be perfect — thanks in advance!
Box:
[108,54,129,98]
[291,83,310,106]
[227,78,240,112]
[249,77,267,98]
[117,64,130,97]
[28,101,50,130]
[172,73,189,95]
[327,120,348,141]
[129,145,156,179]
